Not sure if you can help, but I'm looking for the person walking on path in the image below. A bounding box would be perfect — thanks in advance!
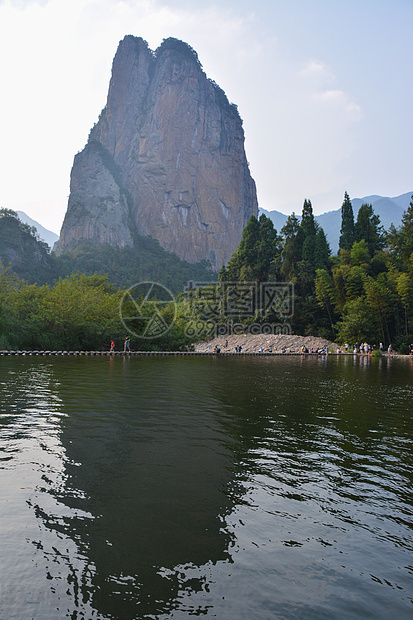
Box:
[110,340,115,352]
[124,336,131,352]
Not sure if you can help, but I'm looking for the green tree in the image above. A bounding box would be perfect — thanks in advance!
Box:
[315,268,336,336]
[298,199,318,281]
[280,213,302,281]
[314,227,331,270]
[339,191,355,252]
[396,271,413,334]
[387,196,413,266]
[256,214,282,280]
[336,297,378,343]
[0,261,20,348]
[300,198,317,238]
[223,214,280,282]
[331,263,347,312]
[398,195,413,262]
[224,215,260,281]
[364,273,394,344]
[350,239,371,268]
[355,203,386,256]
[345,265,367,300]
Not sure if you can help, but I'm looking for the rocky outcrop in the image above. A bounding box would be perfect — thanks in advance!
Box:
[57,141,133,251]
[55,36,258,268]
[194,334,341,354]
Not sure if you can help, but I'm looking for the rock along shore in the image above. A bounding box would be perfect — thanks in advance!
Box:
[194,334,341,354]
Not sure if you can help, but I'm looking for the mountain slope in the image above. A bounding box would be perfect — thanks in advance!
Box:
[16,211,59,249]
[0,210,56,283]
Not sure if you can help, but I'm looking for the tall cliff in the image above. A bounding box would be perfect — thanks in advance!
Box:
[55,36,258,268]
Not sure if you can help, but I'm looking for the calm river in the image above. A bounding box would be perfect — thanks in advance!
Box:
[1,354,412,619]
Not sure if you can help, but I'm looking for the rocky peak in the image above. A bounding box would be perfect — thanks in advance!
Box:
[55,35,258,268]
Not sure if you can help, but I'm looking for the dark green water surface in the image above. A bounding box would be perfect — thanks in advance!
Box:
[1,354,412,619]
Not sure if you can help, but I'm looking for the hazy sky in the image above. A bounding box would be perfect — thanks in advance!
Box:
[0,0,412,234]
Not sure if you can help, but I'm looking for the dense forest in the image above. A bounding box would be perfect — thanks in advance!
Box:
[214,192,413,353]
[0,264,195,352]
[0,194,412,352]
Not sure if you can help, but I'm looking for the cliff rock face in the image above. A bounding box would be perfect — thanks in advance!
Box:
[55,36,258,268]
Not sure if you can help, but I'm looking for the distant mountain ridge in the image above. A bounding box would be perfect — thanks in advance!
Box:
[260,192,412,253]
[16,211,59,250]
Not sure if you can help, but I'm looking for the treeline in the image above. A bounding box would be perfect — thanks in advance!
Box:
[1,197,412,352]
[0,266,193,351]
[217,192,413,352]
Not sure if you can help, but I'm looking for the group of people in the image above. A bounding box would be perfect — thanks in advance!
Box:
[213,343,243,353]
[344,342,374,354]
[342,341,396,355]
[299,346,329,354]
[109,336,131,352]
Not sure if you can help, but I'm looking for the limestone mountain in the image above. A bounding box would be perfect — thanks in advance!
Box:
[55,36,258,269]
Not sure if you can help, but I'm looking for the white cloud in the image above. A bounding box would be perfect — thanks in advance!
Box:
[299,59,335,83]
[312,90,362,121]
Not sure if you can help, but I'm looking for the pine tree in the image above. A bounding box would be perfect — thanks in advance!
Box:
[223,214,280,282]
[256,214,281,280]
[399,195,413,261]
[339,191,355,251]
[355,203,386,256]
[299,198,317,272]
[314,227,331,270]
[300,199,317,237]
[224,215,260,281]
[280,213,302,280]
